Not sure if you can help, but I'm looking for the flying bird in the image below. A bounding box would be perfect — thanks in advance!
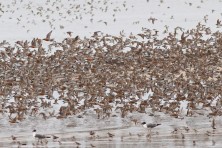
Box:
[67,31,73,37]
[43,30,54,41]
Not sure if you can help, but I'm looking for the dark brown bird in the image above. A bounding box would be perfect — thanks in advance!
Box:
[30,38,37,48]
[90,144,96,147]
[148,17,157,24]
[52,135,59,140]
[216,19,221,27]
[67,31,73,37]
[90,131,95,136]
[75,141,81,146]
[11,135,17,141]
[107,132,114,138]
[212,118,216,129]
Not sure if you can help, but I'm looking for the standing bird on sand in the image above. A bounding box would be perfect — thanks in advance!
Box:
[141,122,161,138]
[141,122,161,132]
[33,129,50,143]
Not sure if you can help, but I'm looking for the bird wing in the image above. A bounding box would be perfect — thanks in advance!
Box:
[46,31,52,39]
[35,134,46,139]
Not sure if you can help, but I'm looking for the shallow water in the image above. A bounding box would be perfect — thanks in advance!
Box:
[1,111,222,148]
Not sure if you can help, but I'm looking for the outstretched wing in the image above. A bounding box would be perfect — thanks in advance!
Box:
[46,30,52,39]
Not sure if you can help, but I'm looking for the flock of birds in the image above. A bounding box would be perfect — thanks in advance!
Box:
[0,0,222,147]
[10,125,160,147]
[2,0,221,40]
[9,121,218,147]
[0,0,132,33]
[0,21,222,124]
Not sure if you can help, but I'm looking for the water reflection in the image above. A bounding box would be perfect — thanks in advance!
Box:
[1,124,222,147]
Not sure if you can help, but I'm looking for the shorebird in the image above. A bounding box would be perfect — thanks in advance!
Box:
[148,17,157,24]
[216,19,221,27]
[90,131,95,135]
[32,130,50,142]
[90,144,96,147]
[30,38,37,48]
[67,31,73,37]
[89,131,95,138]
[17,141,27,146]
[43,30,54,41]
[107,132,114,138]
[11,135,17,141]
[141,122,161,129]
[52,135,59,141]
[75,141,81,146]
[142,122,161,138]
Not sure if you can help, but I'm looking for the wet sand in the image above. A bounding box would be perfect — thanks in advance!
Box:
[1,111,222,147]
